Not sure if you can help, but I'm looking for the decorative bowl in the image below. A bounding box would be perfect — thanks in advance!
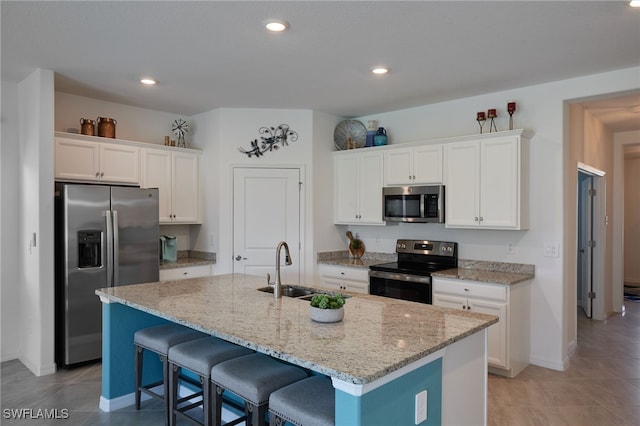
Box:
[310,306,344,323]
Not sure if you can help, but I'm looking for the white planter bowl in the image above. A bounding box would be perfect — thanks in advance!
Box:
[310,306,344,323]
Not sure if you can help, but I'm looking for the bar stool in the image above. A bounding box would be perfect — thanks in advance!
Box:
[268,376,335,426]
[134,324,208,424]
[210,353,308,426]
[168,336,253,426]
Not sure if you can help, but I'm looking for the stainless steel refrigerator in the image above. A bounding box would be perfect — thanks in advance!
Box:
[55,182,159,368]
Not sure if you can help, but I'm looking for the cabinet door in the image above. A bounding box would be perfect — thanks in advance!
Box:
[140,148,173,223]
[99,144,139,184]
[413,145,443,184]
[468,298,508,369]
[445,141,480,227]
[480,137,519,228]
[358,151,384,224]
[334,154,360,224]
[384,147,414,185]
[433,292,468,311]
[342,280,369,294]
[171,152,201,223]
[55,138,100,181]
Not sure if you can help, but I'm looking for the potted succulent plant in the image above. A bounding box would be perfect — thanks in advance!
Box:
[309,294,346,323]
[346,231,365,259]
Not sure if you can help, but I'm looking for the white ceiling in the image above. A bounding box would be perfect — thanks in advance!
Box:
[2,1,639,131]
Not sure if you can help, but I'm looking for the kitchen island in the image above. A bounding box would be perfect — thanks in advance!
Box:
[96,273,497,425]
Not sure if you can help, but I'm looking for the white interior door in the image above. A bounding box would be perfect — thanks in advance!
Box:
[578,172,593,318]
[233,167,300,284]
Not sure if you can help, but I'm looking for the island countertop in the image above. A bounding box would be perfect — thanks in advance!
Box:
[96,273,497,385]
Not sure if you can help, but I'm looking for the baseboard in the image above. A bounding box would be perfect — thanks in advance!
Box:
[19,356,56,377]
[1,352,19,363]
[529,355,567,372]
[100,384,245,423]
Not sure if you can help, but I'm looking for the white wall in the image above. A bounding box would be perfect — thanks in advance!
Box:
[55,92,181,145]
[624,154,640,284]
[1,80,21,361]
[191,108,318,281]
[18,69,56,375]
[353,67,640,371]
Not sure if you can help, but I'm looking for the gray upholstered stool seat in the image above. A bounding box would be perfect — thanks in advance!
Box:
[211,353,308,426]
[269,376,335,426]
[168,336,253,426]
[134,324,208,425]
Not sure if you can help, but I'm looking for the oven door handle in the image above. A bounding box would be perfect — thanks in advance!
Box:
[369,270,432,284]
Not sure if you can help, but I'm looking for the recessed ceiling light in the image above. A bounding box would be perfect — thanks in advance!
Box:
[371,67,389,75]
[264,19,289,32]
[630,1,640,7]
[140,78,156,85]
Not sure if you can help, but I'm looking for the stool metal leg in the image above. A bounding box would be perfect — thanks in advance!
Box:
[203,376,212,426]
[169,363,179,426]
[135,345,143,410]
[161,354,170,426]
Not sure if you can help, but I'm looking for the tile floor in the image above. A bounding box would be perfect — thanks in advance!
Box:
[1,301,639,425]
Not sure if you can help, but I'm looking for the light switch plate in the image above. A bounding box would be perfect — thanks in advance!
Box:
[415,390,427,424]
[544,242,559,257]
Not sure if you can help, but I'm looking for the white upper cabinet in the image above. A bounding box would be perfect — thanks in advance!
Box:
[445,130,529,230]
[384,144,443,185]
[141,147,202,224]
[334,150,385,225]
[55,136,139,184]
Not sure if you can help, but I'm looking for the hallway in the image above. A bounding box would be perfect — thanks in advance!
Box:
[488,301,640,425]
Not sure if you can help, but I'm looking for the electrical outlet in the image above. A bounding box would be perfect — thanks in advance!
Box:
[415,390,427,424]
[208,233,215,247]
[544,242,559,257]
[507,242,515,254]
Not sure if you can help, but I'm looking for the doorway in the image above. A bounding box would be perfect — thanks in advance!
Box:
[232,167,301,284]
[576,164,606,320]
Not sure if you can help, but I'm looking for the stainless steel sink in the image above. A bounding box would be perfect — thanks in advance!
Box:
[257,285,318,298]
[257,285,350,300]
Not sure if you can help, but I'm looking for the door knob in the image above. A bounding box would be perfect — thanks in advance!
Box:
[235,255,246,261]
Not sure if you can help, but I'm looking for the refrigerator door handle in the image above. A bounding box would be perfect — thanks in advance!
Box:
[105,210,114,287]
[113,210,119,286]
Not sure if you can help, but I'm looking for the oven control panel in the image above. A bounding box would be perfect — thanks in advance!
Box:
[395,239,457,257]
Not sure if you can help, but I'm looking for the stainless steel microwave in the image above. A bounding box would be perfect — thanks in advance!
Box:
[383,185,445,223]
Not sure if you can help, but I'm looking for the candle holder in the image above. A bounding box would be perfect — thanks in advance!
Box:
[476,112,486,134]
[487,108,498,133]
[507,101,516,130]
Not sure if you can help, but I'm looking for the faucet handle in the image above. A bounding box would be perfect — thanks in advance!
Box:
[267,273,274,287]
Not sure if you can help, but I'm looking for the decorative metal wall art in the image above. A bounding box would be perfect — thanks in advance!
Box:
[238,124,299,158]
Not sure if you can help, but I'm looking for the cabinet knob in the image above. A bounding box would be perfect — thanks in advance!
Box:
[464,288,469,292]
[479,216,483,222]
[95,172,100,178]
[474,217,479,222]
[100,172,104,177]
[183,272,188,275]
[412,175,416,180]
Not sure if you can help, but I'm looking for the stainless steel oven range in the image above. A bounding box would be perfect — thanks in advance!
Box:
[369,239,457,304]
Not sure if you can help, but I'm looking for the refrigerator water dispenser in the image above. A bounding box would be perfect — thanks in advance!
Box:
[78,230,102,268]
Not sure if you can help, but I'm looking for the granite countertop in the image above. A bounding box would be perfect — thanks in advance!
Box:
[432,260,535,285]
[96,273,497,385]
[160,250,216,270]
[316,251,395,269]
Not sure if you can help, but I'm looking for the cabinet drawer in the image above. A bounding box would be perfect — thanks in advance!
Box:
[160,265,212,281]
[433,278,507,301]
[319,264,369,283]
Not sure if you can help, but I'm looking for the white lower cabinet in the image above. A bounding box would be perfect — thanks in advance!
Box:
[159,264,213,281]
[433,277,530,378]
[318,264,369,294]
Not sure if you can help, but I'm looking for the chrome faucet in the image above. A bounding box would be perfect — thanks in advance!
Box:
[273,241,292,299]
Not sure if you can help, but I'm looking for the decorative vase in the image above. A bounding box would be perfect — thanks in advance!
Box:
[373,127,387,146]
[365,120,378,147]
[310,306,344,323]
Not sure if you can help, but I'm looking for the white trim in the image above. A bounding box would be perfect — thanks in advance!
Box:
[530,355,567,372]
[331,348,445,396]
[577,162,605,177]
